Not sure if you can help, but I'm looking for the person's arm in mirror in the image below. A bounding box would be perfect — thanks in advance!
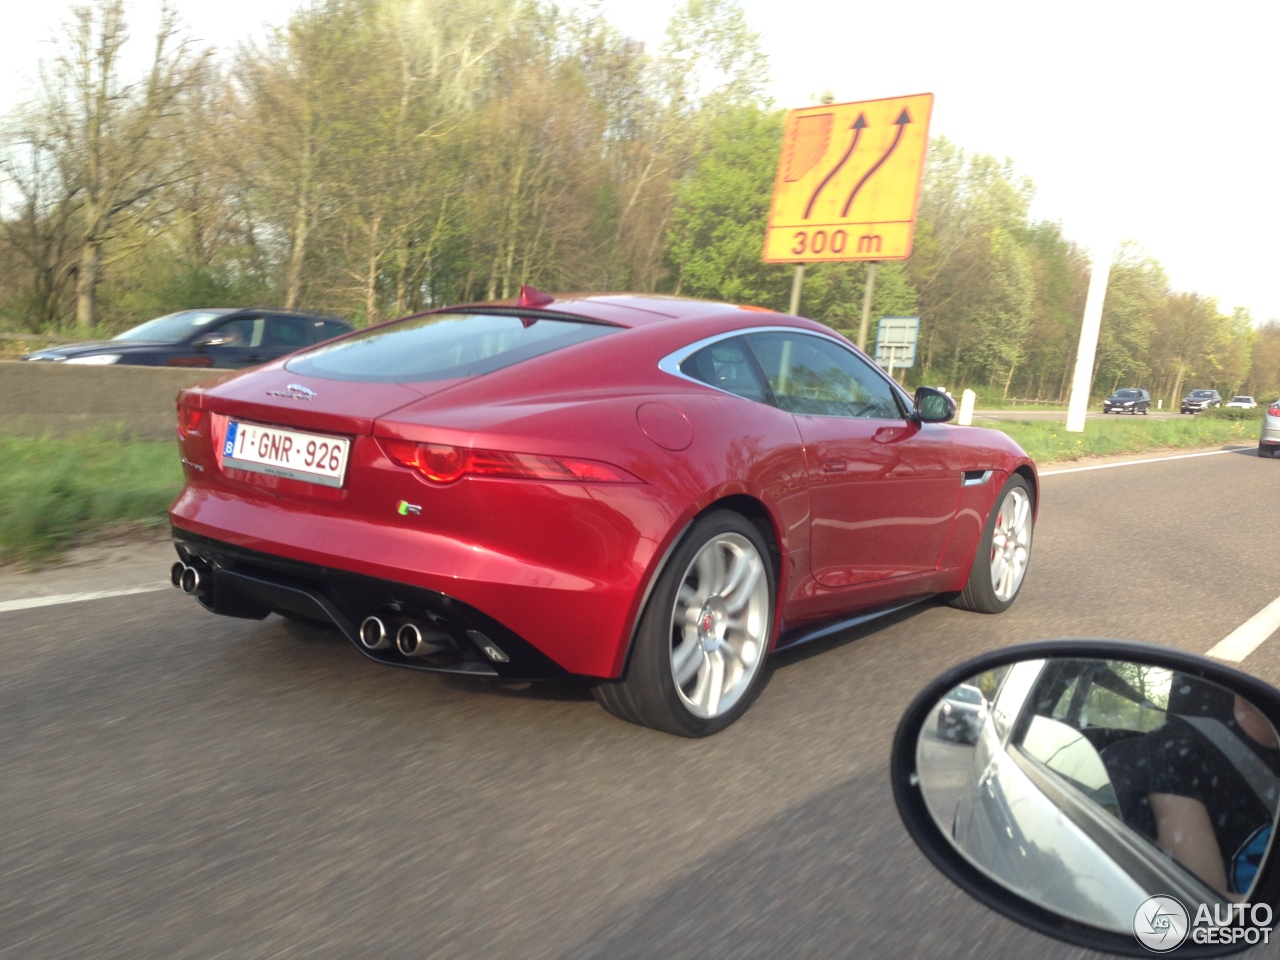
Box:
[1146,694,1280,899]
[1149,792,1231,895]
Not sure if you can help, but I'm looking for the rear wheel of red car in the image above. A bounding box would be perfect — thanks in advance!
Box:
[951,475,1034,614]
[592,510,775,737]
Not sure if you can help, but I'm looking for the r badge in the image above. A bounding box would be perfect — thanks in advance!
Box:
[397,501,422,516]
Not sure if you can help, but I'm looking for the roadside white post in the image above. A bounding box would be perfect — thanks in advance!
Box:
[1065,241,1113,433]
[959,389,976,426]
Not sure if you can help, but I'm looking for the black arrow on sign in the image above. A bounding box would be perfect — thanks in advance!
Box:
[803,113,867,220]
[841,108,912,217]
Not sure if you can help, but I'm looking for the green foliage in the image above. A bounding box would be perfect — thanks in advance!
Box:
[0,0,1259,404]
[992,416,1260,464]
[0,432,181,564]
[663,104,792,307]
[1199,405,1264,421]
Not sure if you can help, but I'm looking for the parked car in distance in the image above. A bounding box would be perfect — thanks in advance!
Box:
[1101,388,1150,415]
[1261,400,1280,458]
[1226,395,1258,409]
[23,308,353,369]
[936,683,987,743]
[1181,388,1222,414]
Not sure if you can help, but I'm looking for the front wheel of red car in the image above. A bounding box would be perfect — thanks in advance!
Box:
[593,510,775,737]
[950,475,1034,614]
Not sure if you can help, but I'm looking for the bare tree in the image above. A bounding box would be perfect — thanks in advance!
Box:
[29,0,206,330]
[0,124,78,329]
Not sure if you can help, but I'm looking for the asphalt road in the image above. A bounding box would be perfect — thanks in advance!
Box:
[3,446,1279,959]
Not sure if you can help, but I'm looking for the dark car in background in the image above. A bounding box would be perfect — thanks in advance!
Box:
[1102,388,1150,415]
[24,308,353,369]
[1260,400,1280,458]
[1181,388,1222,414]
[936,683,988,743]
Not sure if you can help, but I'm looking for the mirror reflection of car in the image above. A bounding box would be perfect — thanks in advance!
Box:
[893,640,1280,956]
[23,307,353,369]
[1181,388,1223,414]
[1102,388,1151,415]
[937,683,987,743]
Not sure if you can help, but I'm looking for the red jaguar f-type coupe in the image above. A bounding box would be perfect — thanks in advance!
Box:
[169,288,1037,736]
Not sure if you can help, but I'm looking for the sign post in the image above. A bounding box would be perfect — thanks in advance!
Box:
[764,93,933,329]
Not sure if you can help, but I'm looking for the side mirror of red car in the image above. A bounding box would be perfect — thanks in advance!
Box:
[912,386,956,424]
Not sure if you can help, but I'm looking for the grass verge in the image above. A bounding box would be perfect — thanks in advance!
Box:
[989,414,1262,464]
[0,431,182,566]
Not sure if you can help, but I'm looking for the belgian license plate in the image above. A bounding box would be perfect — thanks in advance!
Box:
[222,420,350,488]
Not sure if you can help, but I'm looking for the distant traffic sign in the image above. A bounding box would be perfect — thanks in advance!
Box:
[874,315,920,372]
[763,94,934,263]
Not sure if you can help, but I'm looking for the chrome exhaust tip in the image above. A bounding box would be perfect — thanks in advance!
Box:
[359,616,391,651]
[395,622,450,658]
[179,565,201,596]
[170,562,186,589]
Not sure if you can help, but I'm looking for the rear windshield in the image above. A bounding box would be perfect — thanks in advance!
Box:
[285,312,617,383]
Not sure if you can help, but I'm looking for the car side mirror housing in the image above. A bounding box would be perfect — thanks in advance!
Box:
[913,386,956,423]
[891,639,1280,956]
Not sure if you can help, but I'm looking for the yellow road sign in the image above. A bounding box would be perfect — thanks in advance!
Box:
[763,93,934,263]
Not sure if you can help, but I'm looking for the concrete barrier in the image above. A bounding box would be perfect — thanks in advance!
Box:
[0,361,229,440]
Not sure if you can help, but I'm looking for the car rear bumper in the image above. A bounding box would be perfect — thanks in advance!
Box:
[171,530,577,679]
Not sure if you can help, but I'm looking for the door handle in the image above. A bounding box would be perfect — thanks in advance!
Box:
[822,460,847,473]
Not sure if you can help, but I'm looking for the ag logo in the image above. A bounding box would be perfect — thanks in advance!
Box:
[1133,896,1189,952]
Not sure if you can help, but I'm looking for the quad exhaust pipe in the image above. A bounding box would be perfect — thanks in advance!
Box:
[170,561,203,596]
[358,616,391,651]
[395,622,452,658]
[359,615,453,658]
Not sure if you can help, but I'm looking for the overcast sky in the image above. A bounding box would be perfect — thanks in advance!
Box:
[5,0,1276,323]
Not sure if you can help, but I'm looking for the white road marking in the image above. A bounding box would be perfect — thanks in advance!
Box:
[1039,448,1243,476]
[1032,445,1277,661]
[0,584,169,614]
[1207,595,1280,663]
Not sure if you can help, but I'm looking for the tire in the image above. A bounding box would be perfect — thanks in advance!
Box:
[951,475,1034,614]
[592,510,775,736]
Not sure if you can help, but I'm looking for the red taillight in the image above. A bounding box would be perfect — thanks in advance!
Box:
[177,404,205,437]
[379,439,639,485]
[1270,403,1280,417]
